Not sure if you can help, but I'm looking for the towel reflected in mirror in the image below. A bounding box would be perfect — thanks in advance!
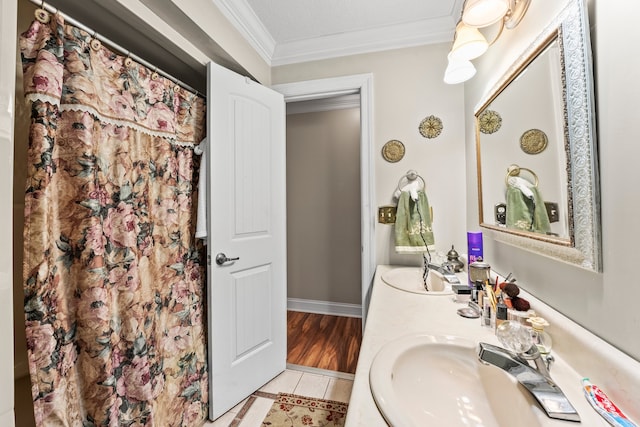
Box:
[506,176,551,234]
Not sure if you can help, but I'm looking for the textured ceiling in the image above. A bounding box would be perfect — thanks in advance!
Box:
[215,0,464,65]
[246,0,459,43]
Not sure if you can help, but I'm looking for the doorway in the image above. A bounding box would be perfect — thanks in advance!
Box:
[273,74,375,324]
[285,94,362,374]
[286,97,361,312]
[273,74,374,375]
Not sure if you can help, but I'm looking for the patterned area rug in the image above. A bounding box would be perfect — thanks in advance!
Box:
[261,393,348,427]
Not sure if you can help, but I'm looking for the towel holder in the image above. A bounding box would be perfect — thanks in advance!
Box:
[505,164,538,187]
[392,169,434,223]
[396,169,426,193]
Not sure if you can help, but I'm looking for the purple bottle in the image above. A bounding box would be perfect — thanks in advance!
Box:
[467,231,483,285]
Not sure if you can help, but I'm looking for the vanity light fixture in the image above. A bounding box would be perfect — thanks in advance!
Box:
[462,0,510,27]
[444,0,531,84]
[449,22,489,61]
[443,53,477,84]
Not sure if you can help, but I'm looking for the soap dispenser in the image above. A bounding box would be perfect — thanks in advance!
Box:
[446,245,464,272]
[527,316,552,354]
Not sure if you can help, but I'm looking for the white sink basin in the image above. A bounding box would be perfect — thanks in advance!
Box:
[369,334,542,427]
[381,267,453,295]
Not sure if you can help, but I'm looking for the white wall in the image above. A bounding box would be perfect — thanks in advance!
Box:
[273,44,468,267]
[466,0,640,362]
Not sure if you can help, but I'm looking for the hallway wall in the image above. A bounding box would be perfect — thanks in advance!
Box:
[286,108,361,305]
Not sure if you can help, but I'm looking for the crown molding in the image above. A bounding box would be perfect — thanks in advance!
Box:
[272,17,454,66]
[213,0,276,65]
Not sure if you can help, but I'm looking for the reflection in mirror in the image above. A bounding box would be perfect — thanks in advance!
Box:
[478,36,569,241]
[475,0,601,271]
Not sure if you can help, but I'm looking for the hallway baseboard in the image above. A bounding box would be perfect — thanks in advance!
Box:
[287,298,361,318]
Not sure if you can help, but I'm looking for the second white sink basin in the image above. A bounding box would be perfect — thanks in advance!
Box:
[381,267,453,295]
[369,334,542,427]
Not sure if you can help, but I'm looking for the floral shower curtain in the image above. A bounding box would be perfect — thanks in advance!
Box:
[20,13,208,426]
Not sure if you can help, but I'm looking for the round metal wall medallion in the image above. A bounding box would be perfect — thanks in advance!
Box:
[382,140,405,163]
[419,115,443,139]
[478,110,502,134]
[520,129,548,154]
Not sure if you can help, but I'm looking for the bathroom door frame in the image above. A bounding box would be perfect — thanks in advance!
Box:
[0,0,16,425]
[272,73,375,324]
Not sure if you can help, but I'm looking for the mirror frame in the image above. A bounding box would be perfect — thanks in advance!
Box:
[474,0,602,272]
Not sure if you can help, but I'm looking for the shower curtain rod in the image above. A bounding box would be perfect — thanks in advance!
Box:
[28,0,203,97]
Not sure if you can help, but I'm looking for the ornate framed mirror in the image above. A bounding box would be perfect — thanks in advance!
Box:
[474,0,601,271]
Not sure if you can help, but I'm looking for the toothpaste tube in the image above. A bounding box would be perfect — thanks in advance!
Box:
[582,378,637,427]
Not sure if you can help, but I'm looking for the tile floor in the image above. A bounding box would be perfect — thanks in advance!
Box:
[205,365,354,427]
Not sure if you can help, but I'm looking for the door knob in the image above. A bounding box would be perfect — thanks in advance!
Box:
[215,253,240,265]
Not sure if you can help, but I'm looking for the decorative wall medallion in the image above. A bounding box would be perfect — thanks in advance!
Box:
[478,110,502,134]
[520,128,548,154]
[419,115,443,139]
[382,139,405,163]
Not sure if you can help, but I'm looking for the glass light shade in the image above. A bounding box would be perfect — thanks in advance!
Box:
[443,54,476,84]
[450,23,488,60]
[462,0,510,27]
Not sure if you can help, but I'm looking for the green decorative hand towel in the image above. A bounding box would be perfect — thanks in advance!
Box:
[394,190,435,253]
[506,184,551,234]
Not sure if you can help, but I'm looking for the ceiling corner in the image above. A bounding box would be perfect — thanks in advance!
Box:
[212,0,276,65]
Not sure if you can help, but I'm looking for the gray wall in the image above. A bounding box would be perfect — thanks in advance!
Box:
[286,108,362,305]
[465,0,640,362]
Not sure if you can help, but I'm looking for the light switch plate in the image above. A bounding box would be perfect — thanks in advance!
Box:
[545,202,559,223]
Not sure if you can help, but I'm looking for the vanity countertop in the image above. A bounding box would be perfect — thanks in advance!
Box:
[344,265,638,426]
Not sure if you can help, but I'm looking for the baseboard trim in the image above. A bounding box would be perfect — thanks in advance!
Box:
[287,298,361,318]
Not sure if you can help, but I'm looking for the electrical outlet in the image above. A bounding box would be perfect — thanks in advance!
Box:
[495,203,506,225]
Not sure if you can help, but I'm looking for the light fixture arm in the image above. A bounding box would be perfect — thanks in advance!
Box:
[505,0,531,29]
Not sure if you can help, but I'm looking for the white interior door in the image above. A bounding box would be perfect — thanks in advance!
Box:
[207,61,286,420]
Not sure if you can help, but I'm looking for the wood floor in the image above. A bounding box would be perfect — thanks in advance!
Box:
[287,311,362,374]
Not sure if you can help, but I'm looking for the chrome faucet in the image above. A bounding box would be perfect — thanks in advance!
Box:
[478,341,580,422]
[426,262,460,284]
